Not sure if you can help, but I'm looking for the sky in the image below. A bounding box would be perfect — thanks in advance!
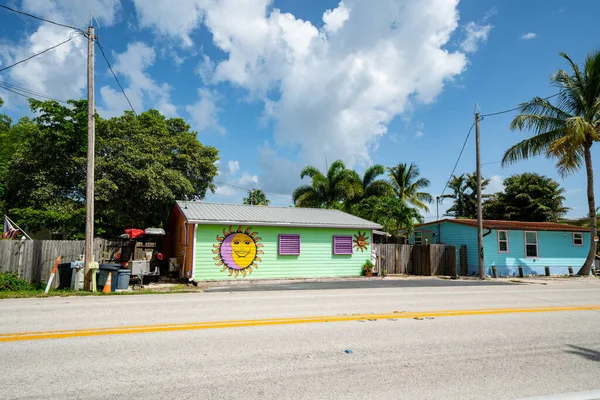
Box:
[0,0,598,220]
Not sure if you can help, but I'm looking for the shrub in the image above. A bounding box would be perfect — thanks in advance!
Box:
[0,272,36,292]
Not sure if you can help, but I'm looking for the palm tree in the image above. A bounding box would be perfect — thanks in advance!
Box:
[346,165,394,206]
[243,189,270,206]
[387,162,433,212]
[441,174,469,218]
[503,51,600,275]
[292,160,360,208]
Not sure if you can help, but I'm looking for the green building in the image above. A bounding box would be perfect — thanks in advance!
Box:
[167,201,381,281]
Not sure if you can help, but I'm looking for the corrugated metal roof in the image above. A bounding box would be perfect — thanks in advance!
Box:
[176,201,382,229]
[415,218,590,232]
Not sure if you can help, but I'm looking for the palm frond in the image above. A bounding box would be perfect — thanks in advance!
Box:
[502,128,567,166]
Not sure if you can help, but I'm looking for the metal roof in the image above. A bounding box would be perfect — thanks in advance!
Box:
[414,218,590,232]
[176,201,382,229]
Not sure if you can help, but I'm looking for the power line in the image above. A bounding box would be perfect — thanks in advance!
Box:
[0,82,68,104]
[0,33,82,74]
[95,38,137,115]
[440,121,475,198]
[480,93,560,118]
[0,4,83,32]
[0,81,69,101]
[214,180,291,202]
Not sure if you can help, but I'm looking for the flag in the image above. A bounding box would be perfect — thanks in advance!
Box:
[2,216,19,240]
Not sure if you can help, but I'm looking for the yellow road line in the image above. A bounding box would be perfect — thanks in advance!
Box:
[1,305,598,343]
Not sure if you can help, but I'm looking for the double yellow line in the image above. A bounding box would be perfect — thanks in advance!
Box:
[2,305,599,343]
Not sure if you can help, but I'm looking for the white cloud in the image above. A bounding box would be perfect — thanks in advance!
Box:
[323,1,350,33]
[415,121,424,137]
[486,174,504,194]
[416,130,424,137]
[133,0,491,190]
[0,1,120,109]
[185,88,225,134]
[227,160,240,175]
[98,42,177,117]
[238,171,259,185]
[460,21,492,52]
[521,32,536,40]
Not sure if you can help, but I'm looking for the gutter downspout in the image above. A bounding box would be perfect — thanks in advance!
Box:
[483,228,492,237]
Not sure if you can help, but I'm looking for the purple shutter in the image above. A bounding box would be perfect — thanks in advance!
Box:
[279,234,300,255]
[333,236,353,255]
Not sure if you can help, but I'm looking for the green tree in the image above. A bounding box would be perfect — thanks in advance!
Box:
[2,100,219,238]
[442,173,490,219]
[350,196,423,238]
[483,173,569,222]
[503,52,599,274]
[387,162,433,212]
[243,189,270,206]
[0,98,18,212]
[345,164,394,207]
[292,160,360,208]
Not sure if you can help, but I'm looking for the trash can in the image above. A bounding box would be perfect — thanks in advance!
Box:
[57,263,72,290]
[97,264,120,292]
[116,269,131,290]
[70,261,84,290]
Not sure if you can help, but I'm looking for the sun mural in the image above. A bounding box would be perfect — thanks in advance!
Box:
[353,231,369,252]
[213,226,264,277]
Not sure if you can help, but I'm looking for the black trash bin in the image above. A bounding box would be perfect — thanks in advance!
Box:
[57,263,73,290]
[97,264,120,292]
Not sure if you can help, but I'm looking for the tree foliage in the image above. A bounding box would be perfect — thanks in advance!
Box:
[441,173,490,219]
[243,189,270,205]
[350,196,423,238]
[503,51,599,274]
[387,162,433,212]
[483,173,569,222]
[0,99,219,238]
[292,160,361,209]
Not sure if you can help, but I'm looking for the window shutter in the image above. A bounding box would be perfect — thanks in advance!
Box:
[279,234,300,255]
[333,236,353,255]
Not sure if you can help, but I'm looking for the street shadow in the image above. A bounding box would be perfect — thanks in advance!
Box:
[566,345,600,362]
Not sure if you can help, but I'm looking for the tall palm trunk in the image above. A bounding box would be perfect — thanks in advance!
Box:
[578,143,597,275]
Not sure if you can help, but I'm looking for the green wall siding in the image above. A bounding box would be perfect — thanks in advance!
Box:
[194,225,372,280]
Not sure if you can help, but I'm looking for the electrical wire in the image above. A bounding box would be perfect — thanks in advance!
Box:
[0,33,82,74]
[214,180,292,202]
[0,81,68,101]
[0,4,83,32]
[0,82,68,104]
[439,122,476,198]
[479,93,560,118]
[95,38,137,115]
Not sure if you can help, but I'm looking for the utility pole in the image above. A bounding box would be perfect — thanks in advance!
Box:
[475,110,484,279]
[83,24,95,291]
[436,196,439,221]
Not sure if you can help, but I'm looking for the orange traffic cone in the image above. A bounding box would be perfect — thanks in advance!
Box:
[102,272,112,293]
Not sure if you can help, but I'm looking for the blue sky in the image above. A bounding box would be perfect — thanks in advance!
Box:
[0,0,598,219]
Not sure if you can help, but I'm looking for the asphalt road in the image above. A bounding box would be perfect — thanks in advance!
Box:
[1,280,600,400]
[204,277,515,292]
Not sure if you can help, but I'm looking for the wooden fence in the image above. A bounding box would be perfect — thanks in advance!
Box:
[0,239,122,286]
[374,244,459,276]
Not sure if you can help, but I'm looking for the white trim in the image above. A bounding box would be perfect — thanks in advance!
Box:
[497,230,509,253]
[572,232,584,246]
[414,230,423,245]
[189,224,197,282]
[186,219,380,230]
[524,231,539,259]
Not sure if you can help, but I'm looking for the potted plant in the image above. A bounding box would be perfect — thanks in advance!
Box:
[362,260,374,277]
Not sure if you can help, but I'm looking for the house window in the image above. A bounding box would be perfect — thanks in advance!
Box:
[497,230,509,253]
[524,231,539,258]
[333,236,353,255]
[414,231,423,245]
[279,234,300,255]
[573,232,584,246]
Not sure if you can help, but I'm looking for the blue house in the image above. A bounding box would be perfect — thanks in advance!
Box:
[408,219,591,276]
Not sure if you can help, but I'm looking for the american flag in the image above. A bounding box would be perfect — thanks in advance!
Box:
[2,216,19,240]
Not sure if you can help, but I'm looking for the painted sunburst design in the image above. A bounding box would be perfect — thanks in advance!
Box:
[213,226,263,277]
[353,231,369,252]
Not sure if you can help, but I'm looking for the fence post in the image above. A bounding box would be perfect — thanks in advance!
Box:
[545,266,550,277]
[460,245,467,276]
[518,266,524,278]
[491,266,497,278]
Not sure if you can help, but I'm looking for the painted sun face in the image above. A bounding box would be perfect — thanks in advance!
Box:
[213,226,263,277]
[353,231,369,252]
